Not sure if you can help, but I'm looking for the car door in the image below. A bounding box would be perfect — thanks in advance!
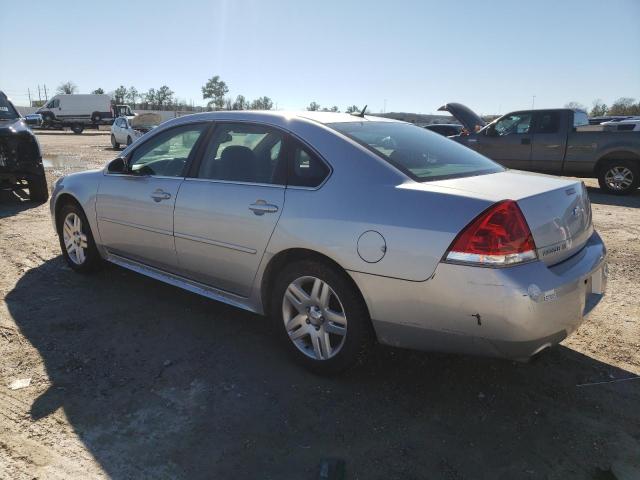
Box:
[173,122,287,297]
[473,111,533,170]
[112,118,122,142]
[529,110,568,173]
[96,123,208,271]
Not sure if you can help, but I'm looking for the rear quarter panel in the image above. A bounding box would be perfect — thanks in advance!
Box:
[564,131,640,175]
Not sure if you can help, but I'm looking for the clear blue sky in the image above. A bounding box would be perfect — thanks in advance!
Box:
[1,0,638,114]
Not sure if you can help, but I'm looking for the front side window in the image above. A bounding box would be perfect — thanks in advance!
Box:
[534,112,561,134]
[329,121,503,182]
[197,123,286,184]
[493,113,532,136]
[128,124,206,177]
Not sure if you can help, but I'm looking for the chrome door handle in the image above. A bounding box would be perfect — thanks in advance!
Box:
[249,200,279,215]
[150,189,172,202]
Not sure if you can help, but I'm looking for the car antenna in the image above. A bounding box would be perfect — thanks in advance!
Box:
[351,105,368,118]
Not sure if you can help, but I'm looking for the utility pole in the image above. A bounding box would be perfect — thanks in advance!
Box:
[37,85,42,102]
[383,99,387,113]
[531,95,536,110]
[44,85,48,100]
[28,88,32,106]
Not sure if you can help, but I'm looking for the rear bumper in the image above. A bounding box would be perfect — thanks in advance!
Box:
[350,231,607,360]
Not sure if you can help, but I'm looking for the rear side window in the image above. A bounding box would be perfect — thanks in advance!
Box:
[197,123,286,184]
[288,142,330,188]
[573,111,588,127]
[329,121,503,182]
[534,112,561,134]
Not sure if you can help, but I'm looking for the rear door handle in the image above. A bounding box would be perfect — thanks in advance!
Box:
[249,200,279,215]
[521,138,531,145]
[150,189,172,202]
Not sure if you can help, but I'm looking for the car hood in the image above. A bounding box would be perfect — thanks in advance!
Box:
[0,118,31,136]
[437,103,486,132]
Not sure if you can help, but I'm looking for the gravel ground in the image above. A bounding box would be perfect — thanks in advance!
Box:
[1,130,639,479]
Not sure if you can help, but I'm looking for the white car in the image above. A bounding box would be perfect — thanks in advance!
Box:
[601,117,640,132]
[110,113,161,149]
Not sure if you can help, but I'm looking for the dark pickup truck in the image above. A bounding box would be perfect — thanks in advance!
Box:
[439,103,640,195]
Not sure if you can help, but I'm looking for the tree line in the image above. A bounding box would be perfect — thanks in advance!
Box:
[565,98,640,117]
[55,77,363,113]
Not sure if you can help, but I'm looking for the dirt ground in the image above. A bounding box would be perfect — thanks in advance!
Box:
[1,130,639,479]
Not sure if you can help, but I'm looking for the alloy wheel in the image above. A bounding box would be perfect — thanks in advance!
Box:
[604,166,634,191]
[282,276,348,360]
[62,212,88,265]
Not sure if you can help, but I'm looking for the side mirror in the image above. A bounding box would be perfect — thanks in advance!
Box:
[24,114,43,127]
[107,157,127,174]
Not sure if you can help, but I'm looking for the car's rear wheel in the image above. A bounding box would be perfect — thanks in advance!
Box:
[57,203,102,273]
[27,173,49,203]
[111,134,120,149]
[71,124,84,134]
[271,260,373,374]
[127,136,133,146]
[598,160,639,195]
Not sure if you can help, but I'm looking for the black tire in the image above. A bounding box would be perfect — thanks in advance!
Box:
[597,160,639,195]
[27,173,49,203]
[126,136,133,146]
[91,112,102,123]
[270,260,374,375]
[71,124,84,134]
[56,202,102,273]
[42,112,55,126]
[111,134,120,149]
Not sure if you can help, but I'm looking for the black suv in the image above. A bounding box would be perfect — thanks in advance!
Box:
[0,91,48,202]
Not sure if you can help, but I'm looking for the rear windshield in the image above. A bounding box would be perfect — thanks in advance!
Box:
[329,121,503,181]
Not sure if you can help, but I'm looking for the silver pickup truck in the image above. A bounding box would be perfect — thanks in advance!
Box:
[440,103,640,195]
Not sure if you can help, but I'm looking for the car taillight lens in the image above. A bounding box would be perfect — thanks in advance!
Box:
[445,200,537,266]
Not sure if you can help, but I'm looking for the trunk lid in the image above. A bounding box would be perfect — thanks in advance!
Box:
[437,102,486,132]
[427,170,593,265]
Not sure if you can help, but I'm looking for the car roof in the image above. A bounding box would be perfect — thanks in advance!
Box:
[167,110,403,126]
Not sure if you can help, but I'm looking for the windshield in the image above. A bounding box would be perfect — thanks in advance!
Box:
[0,97,19,120]
[329,121,504,181]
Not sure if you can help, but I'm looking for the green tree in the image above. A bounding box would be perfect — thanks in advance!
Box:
[145,88,157,108]
[307,101,321,111]
[608,97,639,115]
[156,85,174,109]
[91,88,104,94]
[56,81,78,94]
[232,95,247,110]
[202,75,229,109]
[590,99,608,117]
[126,87,139,107]
[345,105,359,114]
[250,96,274,110]
[114,85,128,104]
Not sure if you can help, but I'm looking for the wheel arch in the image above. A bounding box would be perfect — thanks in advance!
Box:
[595,150,640,174]
[259,248,371,324]
[53,192,84,233]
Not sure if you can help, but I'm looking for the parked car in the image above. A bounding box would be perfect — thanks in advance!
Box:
[424,123,463,137]
[0,91,48,202]
[111,113,162,149]
[36,94,133,134]
[439,102,640,195]
[588,115,632,125]
[601,117,640,132]
[50,111,607,374]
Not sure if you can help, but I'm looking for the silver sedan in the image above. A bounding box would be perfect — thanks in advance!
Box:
[50,111,607,374]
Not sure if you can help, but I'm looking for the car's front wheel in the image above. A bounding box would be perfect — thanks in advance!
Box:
[598,160,639,195]
[111,134,120,149]
[271,260,373,374]
[27,173,49,203]
[57,203,102,273]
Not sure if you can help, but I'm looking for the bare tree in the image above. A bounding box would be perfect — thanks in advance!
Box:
[307,101,321,111]
[57,81,78,94]
[345,105,359,114]
[232,95,247,110]
[126,87,139,108]
[590,99,608,117]
[114,86,128,104]
[91,88,104,94]
[608,97,639,115]
[564,101,586,111]
[250,96,274,110]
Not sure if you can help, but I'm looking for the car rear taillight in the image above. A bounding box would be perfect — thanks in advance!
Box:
[445,200,537,266]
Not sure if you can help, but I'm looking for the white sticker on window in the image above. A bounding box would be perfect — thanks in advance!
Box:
[0,107,8,111]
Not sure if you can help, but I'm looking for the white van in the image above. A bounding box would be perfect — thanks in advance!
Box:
[37,94,114,133]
